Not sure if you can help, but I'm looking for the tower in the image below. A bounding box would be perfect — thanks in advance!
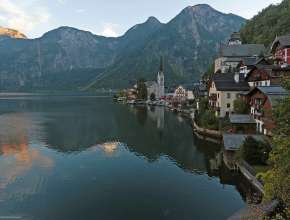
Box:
[157,56,165,99]
[228,32,242,45]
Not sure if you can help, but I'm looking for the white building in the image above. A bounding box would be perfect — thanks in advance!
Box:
[146,57,165,100]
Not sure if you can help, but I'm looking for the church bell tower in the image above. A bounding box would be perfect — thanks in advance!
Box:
[157,56,165,99]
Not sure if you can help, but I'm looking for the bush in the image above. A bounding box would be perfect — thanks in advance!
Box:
[234,98,250,114]
[240,136,270,165]
[199,110,219,130]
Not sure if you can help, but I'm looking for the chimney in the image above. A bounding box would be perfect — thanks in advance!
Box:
[234,72,239,83]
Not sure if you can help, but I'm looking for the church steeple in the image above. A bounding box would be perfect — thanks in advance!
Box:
[157,56,165,99]
[159,56,164,73]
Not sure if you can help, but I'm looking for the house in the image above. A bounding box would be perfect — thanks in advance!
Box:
[245,86,288,135]
[209,72,250,117]
[229,114,256,134]
[270,35,290,67]
[215,32,266,74]
[245,64,290,87]
[223,133,265,170]
[126,88,137,100]
[245,65,273,87]
[239,57,270,77]
[174,85,187,100]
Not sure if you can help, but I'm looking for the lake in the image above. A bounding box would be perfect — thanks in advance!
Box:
[0,95,250,220]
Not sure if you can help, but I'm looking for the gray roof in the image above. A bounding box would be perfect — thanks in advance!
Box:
[230,32,241,41]
[224,57,243,62]
[223,134,265,151]
[268,94,288,106]
[229,114,256,124]
[241,57,261,66]
[221,44,266,57]
[257,86,288,96]
[212,73,250,91]
[271,35,290,52]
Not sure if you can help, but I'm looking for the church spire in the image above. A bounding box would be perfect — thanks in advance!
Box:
[159,56,164,73]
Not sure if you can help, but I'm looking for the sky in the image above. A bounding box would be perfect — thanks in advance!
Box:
[0,0,282,38]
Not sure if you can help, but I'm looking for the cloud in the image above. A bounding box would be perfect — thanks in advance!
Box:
[0,0,50,34]
[57,0,66,5]
[76,8,85,13]
[99,23,120,37]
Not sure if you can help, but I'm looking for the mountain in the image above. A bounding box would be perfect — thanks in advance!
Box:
[0,4,245,91]
[240,0,290,47]
[0,27,27,41]
[96,4,246,88]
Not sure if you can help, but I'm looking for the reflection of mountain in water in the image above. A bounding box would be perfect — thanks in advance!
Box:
[0,97,258,202]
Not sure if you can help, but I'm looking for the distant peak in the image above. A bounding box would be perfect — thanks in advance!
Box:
[183,4,217,14]
[192,4,212,9]
[146,16,161,24]
[0,26,27,39]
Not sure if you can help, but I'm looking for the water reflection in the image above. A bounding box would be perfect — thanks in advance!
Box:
[0,113,53,204]
[91,142,121,156]
[0,96,248,220]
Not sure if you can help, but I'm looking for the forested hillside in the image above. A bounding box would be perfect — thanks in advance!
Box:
[240,0,290,47]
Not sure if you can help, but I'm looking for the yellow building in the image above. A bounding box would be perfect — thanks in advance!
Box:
[209,72,249,117]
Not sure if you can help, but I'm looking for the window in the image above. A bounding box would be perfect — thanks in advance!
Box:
[227,103,231,108]
[227,93,231,99]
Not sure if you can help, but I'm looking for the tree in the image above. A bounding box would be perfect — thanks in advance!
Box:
[240,136,270,165]
[202,63,215,80]
[200,110,219,130]
[136,79,148,100]
[240,0,290,47]
[234,98,250,114]
[199,97,209,112]
[260,77,290,208]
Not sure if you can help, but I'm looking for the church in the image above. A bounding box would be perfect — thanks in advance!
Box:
[146,57,165,100]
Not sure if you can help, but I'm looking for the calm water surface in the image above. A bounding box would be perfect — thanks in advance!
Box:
[0,96,249,220]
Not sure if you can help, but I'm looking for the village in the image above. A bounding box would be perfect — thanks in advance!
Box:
[115,32,290,210]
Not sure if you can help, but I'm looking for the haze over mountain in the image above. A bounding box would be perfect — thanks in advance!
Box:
[0,4,245,91]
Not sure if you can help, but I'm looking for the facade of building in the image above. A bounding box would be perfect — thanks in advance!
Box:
[270,35,290,67]
[146,57,165,100]
[215,32,266,74]
[245,67,272,87]
[174,86,187,99]
[209,72,250,117]
[245,86,288,135]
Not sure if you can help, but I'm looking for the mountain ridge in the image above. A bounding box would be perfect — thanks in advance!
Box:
[0,5,246,91]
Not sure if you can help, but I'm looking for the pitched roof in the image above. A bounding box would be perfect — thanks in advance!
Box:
[212,73,250,91]
[223,134,265,151]
[221,44,266,57]
[241,57,260,66]
[257,86,288,95]
[245,66,272,80]
[229,114,256,124]
[245,86,289,106]
[270,35,290,53]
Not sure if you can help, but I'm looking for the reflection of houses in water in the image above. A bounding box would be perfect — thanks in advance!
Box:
[147,106,164,129]
[91,142,121,156]
[208,150,262,203]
